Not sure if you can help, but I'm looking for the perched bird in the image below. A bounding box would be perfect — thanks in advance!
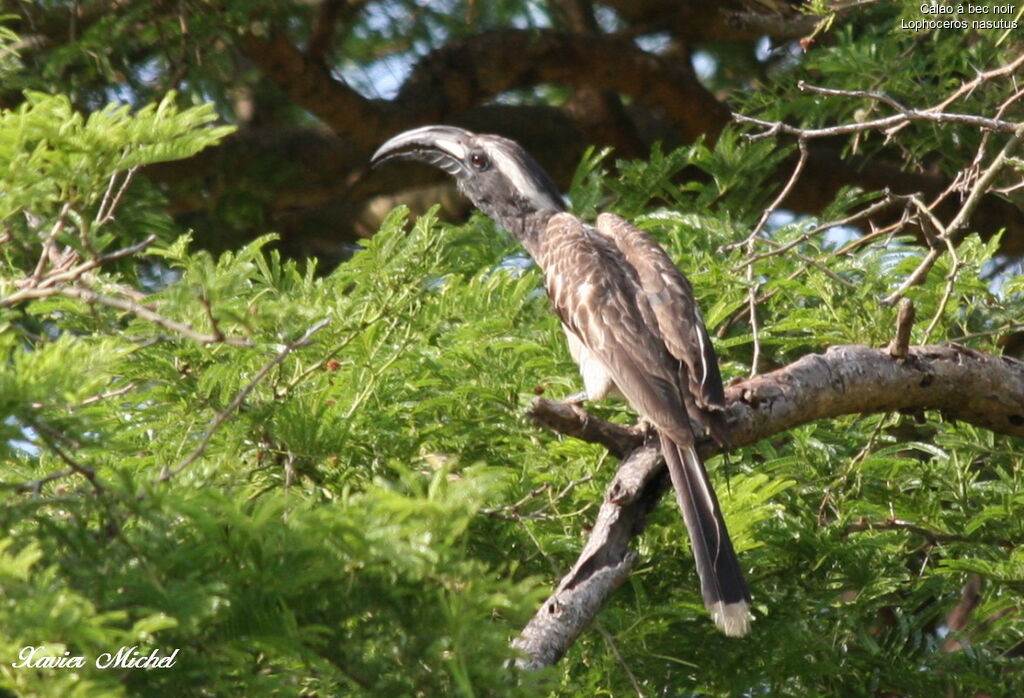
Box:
[372,126,751,636]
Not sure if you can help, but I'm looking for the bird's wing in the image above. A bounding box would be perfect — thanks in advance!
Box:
[539,213,694,445]
[542,214,751,634]
[595,213,726,412]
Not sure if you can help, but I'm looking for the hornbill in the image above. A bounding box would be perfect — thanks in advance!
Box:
[372,125,752,636]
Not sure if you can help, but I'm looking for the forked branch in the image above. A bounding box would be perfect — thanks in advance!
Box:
[514,342,1024,668]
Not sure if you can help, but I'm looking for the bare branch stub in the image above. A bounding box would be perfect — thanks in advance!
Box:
[528,397,642,459]
[887,298,916,360]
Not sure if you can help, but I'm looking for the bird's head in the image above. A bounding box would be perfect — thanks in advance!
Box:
[371,125,566,231]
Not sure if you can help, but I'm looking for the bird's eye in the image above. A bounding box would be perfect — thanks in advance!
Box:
[470,152,489,171]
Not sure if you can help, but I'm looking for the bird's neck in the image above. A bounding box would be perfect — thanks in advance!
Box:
[499,208,558,261]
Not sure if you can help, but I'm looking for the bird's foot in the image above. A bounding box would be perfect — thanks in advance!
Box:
[563,391,593,429]
[635,416,659,443]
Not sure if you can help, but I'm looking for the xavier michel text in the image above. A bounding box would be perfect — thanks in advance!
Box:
[12,645,179,670]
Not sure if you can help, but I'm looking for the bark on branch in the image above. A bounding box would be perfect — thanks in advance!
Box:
[603,0,818,42]
[239,30,396,149]
[513,343,1024,669]
[512,443,666,669]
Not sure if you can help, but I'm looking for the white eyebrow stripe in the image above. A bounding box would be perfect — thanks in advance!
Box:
[488,147,552,208]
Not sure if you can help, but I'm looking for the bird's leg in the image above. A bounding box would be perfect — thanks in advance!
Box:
[564,390,589,405]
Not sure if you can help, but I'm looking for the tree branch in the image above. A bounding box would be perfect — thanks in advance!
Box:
[602,0,818,42]
[242,27,729,152]
[514,342,1024,669]
[736,83,1021,139]
[528,398,642,459]
[512,443,665,669]
[728,344,1024,443]
[307,0,369,62]
[397,29,730,142]
[239,29,395,149]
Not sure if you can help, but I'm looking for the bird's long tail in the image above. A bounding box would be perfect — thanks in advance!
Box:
[660,433,751,636]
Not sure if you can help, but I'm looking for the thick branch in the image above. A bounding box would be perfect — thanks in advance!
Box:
[397,29,730,142]
[534,343,1024,453]
[602,0,817,42]
[241,27,728,150]
[198,25,1024,259]
[307,0,369,62]
[727,344,1024,443]
[528,399,642,459]
[515,342,1023,669]
[14,1,1024,258]
[239,30,395,149]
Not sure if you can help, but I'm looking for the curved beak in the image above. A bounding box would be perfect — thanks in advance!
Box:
[371,125,473,177]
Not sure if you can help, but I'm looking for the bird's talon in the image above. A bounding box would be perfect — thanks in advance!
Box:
[636,417,658,442]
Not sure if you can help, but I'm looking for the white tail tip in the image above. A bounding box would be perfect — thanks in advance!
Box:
[712,601,752,637]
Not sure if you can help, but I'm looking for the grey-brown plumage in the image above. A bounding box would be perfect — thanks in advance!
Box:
[372,125,751,636]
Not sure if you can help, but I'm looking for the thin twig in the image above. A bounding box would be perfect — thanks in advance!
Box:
[945,124,1024,236]
[880,125,1024,305]
[3,235,159,307]
[735,86,1020,140]
[199,294,225,343]
[928,54,1024,113]
[594,621,645,697]
[922,235,961,343]
[738,140,810,376]
[830,207,914,258]
[725,140,810,252]
[843,517,1015,549]
[480,475,595,521]
[746,269,762,377]
[11,468,76,495]
[753,237,858,288]
[156,318,330,483]
[94,167,137,227]
[75,382,139,408]
[734,193,895,269]
[67,286,251,346]
[29,203,72,283]
[22,416,105,495]
[881,248,942,307]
